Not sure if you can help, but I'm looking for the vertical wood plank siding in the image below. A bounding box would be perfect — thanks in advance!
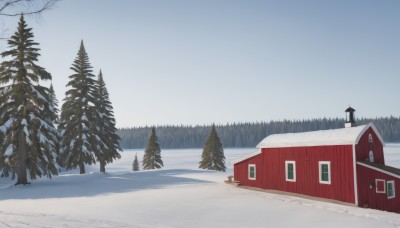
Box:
[234,153,265,189]
[234,145,355,204]
[233,126,400,210]
[356,165,400,213]
[355,127,384,164]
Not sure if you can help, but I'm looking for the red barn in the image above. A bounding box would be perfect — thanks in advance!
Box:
[234,108,400,213]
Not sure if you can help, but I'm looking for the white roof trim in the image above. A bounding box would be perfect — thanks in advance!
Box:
[354,122,384,146]
[233,149,261,164]
[257,122,383,148]
[357,162,400,179]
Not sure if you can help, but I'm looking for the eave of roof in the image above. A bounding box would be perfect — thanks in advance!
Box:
[232,150,261,165]
[357,161,400,179]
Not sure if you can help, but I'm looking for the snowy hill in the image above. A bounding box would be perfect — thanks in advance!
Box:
[1,147,400,227]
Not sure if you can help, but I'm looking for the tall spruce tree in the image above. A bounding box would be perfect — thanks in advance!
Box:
[95,70,121,173]
[199,124,226,171]
[0,15,59,185]
[132,153,139,171]
[58,41,100,174]
[142,127,163,170]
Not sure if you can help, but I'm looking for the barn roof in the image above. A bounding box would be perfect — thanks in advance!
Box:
[257,122,383,148]
[232,150,262,164]
[233,122,383,165]
[357,161,400,179]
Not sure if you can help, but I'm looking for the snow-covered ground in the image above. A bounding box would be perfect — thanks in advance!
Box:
[1,146,400,227]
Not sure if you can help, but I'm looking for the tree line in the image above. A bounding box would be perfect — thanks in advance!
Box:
[118,116,400,149]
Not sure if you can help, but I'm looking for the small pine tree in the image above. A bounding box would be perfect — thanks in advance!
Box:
[142,127,163,170]
[0,15,59,185]
[199,124,226,172]
[132,153,139,171]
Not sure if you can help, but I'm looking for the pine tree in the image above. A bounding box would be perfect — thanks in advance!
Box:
[48,83,62,168]
[142,127,163,170]
[132,153,139,171]
[0,15,59,185]
[48,84,59,125]
[199,124,226,171]
[58,41,100,174]
[95,70,121,172]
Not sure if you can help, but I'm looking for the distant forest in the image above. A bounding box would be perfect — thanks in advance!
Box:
[118,117,400,149]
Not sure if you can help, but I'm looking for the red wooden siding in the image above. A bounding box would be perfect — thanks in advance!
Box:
[355,127,384,164]
[357,164,400,213]
[234,145,355,204]
[234,153,264,189]
[263,145,355,203]
[376,180,385,192]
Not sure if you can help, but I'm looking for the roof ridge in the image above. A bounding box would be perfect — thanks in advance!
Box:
[257,124,370,148]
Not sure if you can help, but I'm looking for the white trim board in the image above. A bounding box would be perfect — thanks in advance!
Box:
[354,122,384,146]
[319,161,331,185]
[248,164,256,180]
[285,161,296,182]
[387,180,396,199]
[352,144,358,206]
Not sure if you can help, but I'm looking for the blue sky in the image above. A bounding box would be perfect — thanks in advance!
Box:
[1,0,399,127]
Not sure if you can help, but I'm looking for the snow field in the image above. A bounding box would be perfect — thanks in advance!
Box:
[0,146,400,227]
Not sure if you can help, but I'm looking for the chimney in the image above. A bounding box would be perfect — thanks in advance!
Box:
[345,106,356,128]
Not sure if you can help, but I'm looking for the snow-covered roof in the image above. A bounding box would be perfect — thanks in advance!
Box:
[257,122,382,148]
[232,150,261,164]
[233,123,384,165]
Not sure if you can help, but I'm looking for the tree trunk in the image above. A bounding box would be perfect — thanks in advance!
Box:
[100,160,106,173]
[15,131,28,185]
[79,162,85,174]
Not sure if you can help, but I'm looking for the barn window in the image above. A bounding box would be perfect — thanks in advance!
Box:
[369,151,375,162]
[368,134,373,143]
[387,181,395,199]
[248,164,256,180]
[319,161,331,184]
[285,161,296,182]
[375,179,386,193]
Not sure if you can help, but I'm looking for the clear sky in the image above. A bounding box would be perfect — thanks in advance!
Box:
[1,0,399,128]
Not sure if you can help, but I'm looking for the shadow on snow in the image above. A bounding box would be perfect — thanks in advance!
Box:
[0,169,213,200]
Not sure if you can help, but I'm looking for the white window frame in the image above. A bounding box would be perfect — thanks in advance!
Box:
[248,164,256,180]
[319,161,331,184]
[387,180,395,199]
[285,161,296,182]
[375,179,386,193]
[369,150,375,163]
[369,134,373,143]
